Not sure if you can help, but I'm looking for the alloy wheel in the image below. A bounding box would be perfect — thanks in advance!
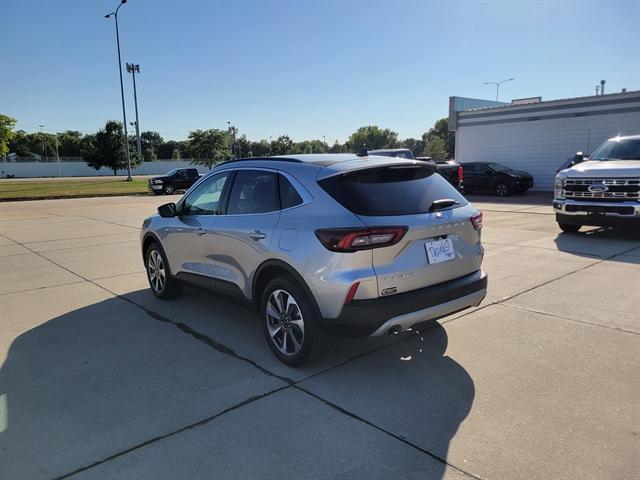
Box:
[147,249,166,292]
[265,289,305,356]
[164,185,174,194]
[496,183,509,196]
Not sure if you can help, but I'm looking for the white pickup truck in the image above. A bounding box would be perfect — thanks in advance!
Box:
[553,135,640,232]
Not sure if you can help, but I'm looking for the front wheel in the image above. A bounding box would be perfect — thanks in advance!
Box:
[145,243,183,299]
[163,184,174,195]
[260,276,327,367]
[495,182,510,196]
[558,223,581,233]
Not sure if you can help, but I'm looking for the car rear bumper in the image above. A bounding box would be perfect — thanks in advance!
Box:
[318,270,488,337]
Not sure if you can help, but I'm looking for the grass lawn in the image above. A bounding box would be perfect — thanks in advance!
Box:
[0,178,150,200]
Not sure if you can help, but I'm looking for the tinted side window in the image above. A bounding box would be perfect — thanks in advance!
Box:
[463,164,478,173]
[228,170,280,214]
[181,172,230,216]
[319,165,467,216]
[279,174,303,209]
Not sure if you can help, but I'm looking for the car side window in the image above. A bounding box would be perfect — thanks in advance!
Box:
[227,170,280,215]
[279,174,303,209]
[181,172,230,216]
[463,164,478,173]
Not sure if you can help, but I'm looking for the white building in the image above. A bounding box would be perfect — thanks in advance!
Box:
[449,90,640,190]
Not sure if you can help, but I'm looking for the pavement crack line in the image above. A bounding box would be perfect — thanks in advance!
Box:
[500,303,640,336]
[51,384,291,480]
[293,385,483,480]
[438,243,640,328]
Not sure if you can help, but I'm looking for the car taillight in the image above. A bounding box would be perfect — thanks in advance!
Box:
[470,212,483,231]
[458,165,464,183]
[315,227,408,252]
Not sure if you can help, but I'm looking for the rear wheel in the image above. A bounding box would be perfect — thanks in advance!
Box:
[558,223,581,233]
[145,242,182,299]
[495,182,510,196]
[260,276,327,367]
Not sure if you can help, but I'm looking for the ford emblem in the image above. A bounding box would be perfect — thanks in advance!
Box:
[588,184,609,193]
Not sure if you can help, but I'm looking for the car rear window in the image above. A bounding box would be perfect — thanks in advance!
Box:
[318,165,467,216]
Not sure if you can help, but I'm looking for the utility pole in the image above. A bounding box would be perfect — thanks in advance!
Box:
[105,0,132,180]
[127,63,142,162]
[55,137,61,177]
[38,125,46,160]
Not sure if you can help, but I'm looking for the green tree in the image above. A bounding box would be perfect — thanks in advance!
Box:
[400,138,424,157]
[188,129,232,169]
[423,135,448,160]
[85,120,133,175]
[272,135,294,155]
[56,130,84,157]
[140,131,164,161]
[422,118,455,159]
[346,126,398,152]
[250,139,272,157]
[0,114,17,157]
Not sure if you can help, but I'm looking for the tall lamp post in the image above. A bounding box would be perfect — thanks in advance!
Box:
[127,63,142,162]
[483,78,514,102]
[105,0,132,180]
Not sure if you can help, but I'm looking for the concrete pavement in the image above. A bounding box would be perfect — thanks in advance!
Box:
[0,194,638,479]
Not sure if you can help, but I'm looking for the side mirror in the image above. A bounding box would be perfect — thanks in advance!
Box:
[158,202,177,218]
[573,151,584,164]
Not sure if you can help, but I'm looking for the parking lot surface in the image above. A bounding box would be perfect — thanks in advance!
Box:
[1,194,639,480]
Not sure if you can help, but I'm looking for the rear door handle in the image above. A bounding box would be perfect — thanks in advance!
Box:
[196,227,206,236]
[248,230,266,241]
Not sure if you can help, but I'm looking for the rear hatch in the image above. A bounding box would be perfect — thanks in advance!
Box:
[318,163,483,297]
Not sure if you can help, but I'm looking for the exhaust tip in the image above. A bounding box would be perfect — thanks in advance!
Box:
[386,325,402,337]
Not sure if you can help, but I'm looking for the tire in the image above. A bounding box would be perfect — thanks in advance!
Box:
[558,223,581,233]
[163,184,174,195]
[260,276,328,367]
[145,242,183,299]
[495,182,510,196]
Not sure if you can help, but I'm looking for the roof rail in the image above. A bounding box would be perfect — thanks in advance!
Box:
[216,156,304,167]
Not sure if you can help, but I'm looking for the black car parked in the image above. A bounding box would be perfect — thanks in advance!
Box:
[148,168,202,195]
[461,162,533,196]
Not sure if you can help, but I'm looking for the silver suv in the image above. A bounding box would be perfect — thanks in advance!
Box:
[141,154,488,366]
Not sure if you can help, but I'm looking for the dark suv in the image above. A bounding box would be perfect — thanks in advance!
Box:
[148,168,201,195]
[461,162,533,196]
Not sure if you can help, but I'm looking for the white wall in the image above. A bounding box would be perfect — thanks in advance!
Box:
[456,110,640,191]
[0,161,211,179]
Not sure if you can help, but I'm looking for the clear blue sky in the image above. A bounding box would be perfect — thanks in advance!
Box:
[2,0,639,143]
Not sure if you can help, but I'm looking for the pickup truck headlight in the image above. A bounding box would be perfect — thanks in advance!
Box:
[152,179,163,184]
[554,176,565,199]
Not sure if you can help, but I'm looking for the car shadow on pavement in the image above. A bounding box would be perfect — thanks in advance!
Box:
[554,227,640,264]
[0,291,475,479]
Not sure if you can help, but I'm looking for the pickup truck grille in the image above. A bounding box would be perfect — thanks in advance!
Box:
[563,178,640,201]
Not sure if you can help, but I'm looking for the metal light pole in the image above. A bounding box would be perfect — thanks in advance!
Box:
[38,124,46,160]
[126,63,142,162]
[483,78,514,102]
[54,137,61,177]
[105,0,132,180]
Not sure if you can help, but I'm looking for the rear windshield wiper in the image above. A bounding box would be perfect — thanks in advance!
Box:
[429,199,458,212]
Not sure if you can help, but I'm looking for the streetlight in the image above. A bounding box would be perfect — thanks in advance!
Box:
[126,63,142,163]
[105,0,133,180]
[38,125,46,160]
[483,78,514,102]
